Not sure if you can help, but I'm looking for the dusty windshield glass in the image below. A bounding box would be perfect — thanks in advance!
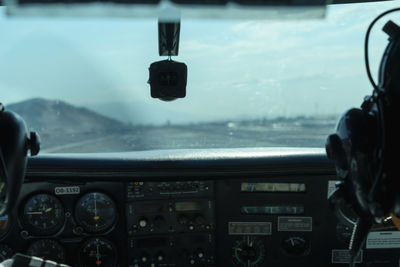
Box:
[0,2,397,153]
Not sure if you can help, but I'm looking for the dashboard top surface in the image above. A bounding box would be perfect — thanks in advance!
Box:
[26,147,335,180]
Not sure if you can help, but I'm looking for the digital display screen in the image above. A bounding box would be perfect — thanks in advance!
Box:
[175,234,207,246]
[137,237,168,248]
[134,202,166,214]
[241,205,304,215]
[241,183,306,192]
[175,201,202,211]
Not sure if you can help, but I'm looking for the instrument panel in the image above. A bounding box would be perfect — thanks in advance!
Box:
[0,176,399,266]
[0,182,124,266]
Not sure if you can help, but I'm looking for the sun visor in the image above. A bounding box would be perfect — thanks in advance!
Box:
[5,0,327,19]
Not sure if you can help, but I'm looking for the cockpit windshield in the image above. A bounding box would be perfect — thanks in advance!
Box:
[0,1,397,153]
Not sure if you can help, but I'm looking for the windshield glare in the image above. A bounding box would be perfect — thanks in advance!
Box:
[0,1,397,153]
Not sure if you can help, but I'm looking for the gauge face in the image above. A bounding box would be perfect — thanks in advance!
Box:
[282,236,310,256]
[232,236,266,267]
[21,194,65,235]
[26,239,66,263]
[79,238,117,267]
[0,244,13,261]
[75,193,117,233]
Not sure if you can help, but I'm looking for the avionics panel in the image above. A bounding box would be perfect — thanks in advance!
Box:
[216,176,400,267]
[125,181,215,267]
[127,181,213,200]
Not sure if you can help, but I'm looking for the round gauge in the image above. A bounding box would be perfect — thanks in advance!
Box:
[282,236,310,256]
[79,238,117,267]
[21,194,65,235]
[75,193,117,233]
[26,239,66,263]
[0,244,13,261]
[232,236,266,267]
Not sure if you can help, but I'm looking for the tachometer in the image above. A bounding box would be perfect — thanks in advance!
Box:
[21,194,65,235]
[75,192,117,233]
[26,239,66,263]
[79,238,117,267]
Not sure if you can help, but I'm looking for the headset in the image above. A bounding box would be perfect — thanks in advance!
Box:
[0,104,40,217]
[326,8,400,266]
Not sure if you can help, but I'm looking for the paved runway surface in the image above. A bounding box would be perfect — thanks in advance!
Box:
[41,118,337,153]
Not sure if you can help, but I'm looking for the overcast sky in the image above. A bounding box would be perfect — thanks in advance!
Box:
[0,1,399,124]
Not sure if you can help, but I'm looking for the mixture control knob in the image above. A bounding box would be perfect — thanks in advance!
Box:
[139,217,148,228]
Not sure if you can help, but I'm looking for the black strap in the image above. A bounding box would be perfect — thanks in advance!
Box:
[0,147,9,215]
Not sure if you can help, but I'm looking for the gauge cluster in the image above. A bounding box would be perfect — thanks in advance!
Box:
[0,174,399,267]
[0,182,125,267]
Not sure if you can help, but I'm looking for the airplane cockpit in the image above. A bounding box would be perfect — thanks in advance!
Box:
[0,1,400,266]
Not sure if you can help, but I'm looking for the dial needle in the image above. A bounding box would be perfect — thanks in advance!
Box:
[27,211,43,215]
[94,193,98,217]
[96,242,101,266]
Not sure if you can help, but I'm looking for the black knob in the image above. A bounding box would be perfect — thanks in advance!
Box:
[282,237,309,255]
[156,251,165,262]
[141,253,149,263]
[138,217,148,228]
[178,215,189,225]
[194,215,206,225]
[196,248,204,258]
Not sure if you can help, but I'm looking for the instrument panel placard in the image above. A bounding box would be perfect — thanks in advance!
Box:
[241,183,306,193]
[278,217,312,232]
[54,186,80,195]
[228,222,272,235]
[366,231,400,249]
[331,249,363,264]
[241,205,304,215]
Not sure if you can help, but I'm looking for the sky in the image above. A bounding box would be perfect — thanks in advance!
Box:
[0,1,399,125]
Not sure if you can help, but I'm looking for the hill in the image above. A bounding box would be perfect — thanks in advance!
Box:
[7,98,130,134]
[6,98,131,151]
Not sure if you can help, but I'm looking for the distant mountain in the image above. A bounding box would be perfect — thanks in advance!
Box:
[6,98,130,134]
